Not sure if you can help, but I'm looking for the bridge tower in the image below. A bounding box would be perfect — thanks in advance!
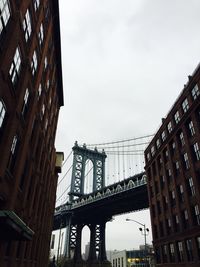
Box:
[69,141,106,201]
[63,142,110,267]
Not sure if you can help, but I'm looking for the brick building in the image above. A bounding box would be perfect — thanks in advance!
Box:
[0,0,63,266]
[145,64,200,266]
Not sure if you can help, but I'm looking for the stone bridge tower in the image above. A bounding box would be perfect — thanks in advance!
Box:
[63,142,111,267]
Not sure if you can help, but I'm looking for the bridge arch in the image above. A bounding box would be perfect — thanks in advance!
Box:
[81,225,91,260]
[84,159,94,194]
[69,143,107,202]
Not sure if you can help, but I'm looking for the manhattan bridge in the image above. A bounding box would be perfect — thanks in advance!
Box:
[53,135,153,267]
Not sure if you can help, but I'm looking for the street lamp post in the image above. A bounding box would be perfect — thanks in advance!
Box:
[126,218,149,266]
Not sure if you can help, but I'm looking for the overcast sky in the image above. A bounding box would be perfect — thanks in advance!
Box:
[55,0,200,251]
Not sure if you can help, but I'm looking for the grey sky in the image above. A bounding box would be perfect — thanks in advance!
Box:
[56,0,200,250]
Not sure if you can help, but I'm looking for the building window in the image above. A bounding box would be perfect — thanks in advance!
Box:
[31,50,37,75]
[172,141,176,150]
[45,118,48,131]
[46,79,50,90]
[188,120,195,136]
[147,152,150,162]
[38,22,44,45]
[194,205,200,225]
[170,140,176,155]
[23,9,32,41]
[178,184,184,202]
[188,177,195,196]
[182,209,189,228]
[169,243,175,262]
[151,145,155,156]
[21,88,29,117]
[9,46,21,85]
[0,0,11,35]
[167,121,173,133]
[160,175,165,189]
[185,239,193,261]
[166,168,172,183]
[174,111,180,124]
[174,215,179,232]
[44,56,48,69]
[167,218,172,233]
[0,99,6,129]
[182,98,189,113]
[183,153,190,169]
[33,0,40,11]
[177,241,184,262]
[156,138,160,149]
[49,96,52,107]
[161,130,166,142]
[193,142,200,161]
[175,161,180,175]
[41,104,45,119]
[163,195,168,210]
[179,131,185,146]
[50,234,55,249]
[157,156,162,169]
[196,237,200,259]
[7,135,19,172]
[191,84,199,100]
[38,83,42,98]
[163,148,168,162]
[162,245,168,263]
[170,190,176,206]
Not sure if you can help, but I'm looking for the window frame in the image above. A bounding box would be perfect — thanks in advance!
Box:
[21,88,30,118]
[191,84,200,100]
[182,98,189,113]
[31,50,38,76]
[0,99,6,129]
[174,111,180,124]
[0,0,11,35]
[22,8,32,41]
[9,46,22,86]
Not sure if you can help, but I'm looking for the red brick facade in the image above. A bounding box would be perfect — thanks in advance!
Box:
[145,65,200,266]
[0,0,63,266]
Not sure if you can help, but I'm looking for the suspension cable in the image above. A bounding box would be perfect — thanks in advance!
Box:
[62,151,73,167]
[98,142,150,150]
[86,134,154,147]
[57,164,73,186]
[56,184,71,203]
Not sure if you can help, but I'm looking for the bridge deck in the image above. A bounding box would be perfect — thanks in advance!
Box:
[53,173,149,230]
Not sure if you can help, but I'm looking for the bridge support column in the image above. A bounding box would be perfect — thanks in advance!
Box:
[74,224,83,262]
[98,222,107,262]
[63,216,71,259]
[88,224,97,262]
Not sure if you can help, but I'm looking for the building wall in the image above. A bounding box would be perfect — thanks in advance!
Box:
[145,64,200,266]
[50,229,66,260]
[0,0,63,266]
[111,250,127,267]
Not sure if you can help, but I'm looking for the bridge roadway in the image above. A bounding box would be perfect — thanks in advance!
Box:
[53,172,149,230]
